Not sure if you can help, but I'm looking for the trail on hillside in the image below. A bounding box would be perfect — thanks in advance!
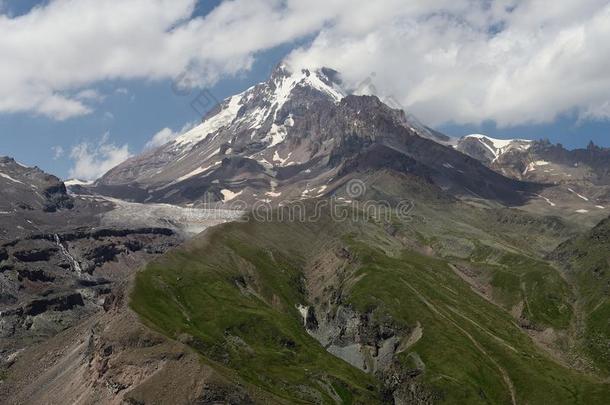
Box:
[400,278,518,405]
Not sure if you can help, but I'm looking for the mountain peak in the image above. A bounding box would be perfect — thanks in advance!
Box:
[170,63,346,150]
[457,134,532,164]
[271,63,342,87]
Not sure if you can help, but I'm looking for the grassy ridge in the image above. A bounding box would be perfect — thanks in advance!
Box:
[132,219,382,404]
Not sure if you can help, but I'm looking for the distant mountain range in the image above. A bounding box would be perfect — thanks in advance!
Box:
[75,64,608,227]
[87,66,529,206]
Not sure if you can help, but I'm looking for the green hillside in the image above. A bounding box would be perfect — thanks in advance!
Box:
[131,200,609,404]
[551,216,610,374]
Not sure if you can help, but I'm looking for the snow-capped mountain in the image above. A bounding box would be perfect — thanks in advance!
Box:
[92,64,534,206]
[94,65,345,201]
[456,134,609,188]
[456,134,532,164]
[453,134,610,213]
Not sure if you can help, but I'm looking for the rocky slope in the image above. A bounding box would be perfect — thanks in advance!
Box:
[0,161,228,378]
[120,198,609,404]
[0,157,89,241]
[0,157,248,402]
[0,276,267,405]
[0,227,180,354]
[0,157,73,214]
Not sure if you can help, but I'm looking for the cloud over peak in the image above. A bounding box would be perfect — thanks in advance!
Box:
[1,0,610,128]
[287,0,610,127]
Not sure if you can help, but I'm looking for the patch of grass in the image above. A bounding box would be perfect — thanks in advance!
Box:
[494,253,573,329]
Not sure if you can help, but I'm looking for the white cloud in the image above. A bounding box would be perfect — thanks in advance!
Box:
[145,128,177,150]
[580,101,610,121]
[0,0,339,120]
[286,0,610,127]
[145,122,196,149]
[75,89,105,103]
[1,0,610,127]
[51,145,64,160]
[68,133,131,180]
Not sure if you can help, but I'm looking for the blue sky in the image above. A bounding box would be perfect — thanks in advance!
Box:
[1,0,609,179]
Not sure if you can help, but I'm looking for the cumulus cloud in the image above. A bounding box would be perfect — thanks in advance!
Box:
[0,0,339,120]
[68,133,131,180]
[145,128,177,149]
[2,0,610,127]
[286,0,610,127]
[145,122,196,149]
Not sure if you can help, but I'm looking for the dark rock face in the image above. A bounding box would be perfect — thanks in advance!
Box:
[532,140,610,185]
[13,247,58,262]
[0,227,181,352]
[24,293,84,316]
[0,157,112,243]
[0,156,74,213]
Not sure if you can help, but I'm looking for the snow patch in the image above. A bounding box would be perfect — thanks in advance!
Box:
[303,71,344,102]
[221,189,243,201]
[175,95,242,147]
[464,134,531,150]
[535,194,556,207]
[176,162,220,182]
[301,187,315,197]
[64,179,93,186]
[0,172,24,185]
[273,150,291,165]
[266,124,288,147]
[247,106,270,129]
[568,188,589,201]
[523,162,536,175]
[284,114,295,127]
[575,209,589,213]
